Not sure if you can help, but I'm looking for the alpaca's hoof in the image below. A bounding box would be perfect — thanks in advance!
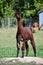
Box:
[34,54,36,57]
[21,56,24,58]
[16,55,18,57]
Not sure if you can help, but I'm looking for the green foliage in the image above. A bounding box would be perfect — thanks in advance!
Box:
[0,0,43,20]
[0,0,14,17]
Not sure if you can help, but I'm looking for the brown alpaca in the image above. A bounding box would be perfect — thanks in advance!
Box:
[16,12,36,57]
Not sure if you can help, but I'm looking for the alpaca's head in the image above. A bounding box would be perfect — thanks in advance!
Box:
[16,12,21,20]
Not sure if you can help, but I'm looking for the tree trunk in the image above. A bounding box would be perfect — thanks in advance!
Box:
[1,18,4,29]
[8,17,10,29]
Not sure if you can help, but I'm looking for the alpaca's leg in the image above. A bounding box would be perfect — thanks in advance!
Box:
[16,33,20,57]
[16,42,20,57]
[25,41,29,56]
[21,42,25,58]
[31,39,36,57]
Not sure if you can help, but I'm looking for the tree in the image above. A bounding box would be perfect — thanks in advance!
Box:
[0,0,14,28]
[0,0,43,26]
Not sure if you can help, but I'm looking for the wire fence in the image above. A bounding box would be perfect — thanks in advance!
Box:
[0,16,35,28]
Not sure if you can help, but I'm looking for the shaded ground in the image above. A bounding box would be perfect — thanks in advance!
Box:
[0,57,43,65]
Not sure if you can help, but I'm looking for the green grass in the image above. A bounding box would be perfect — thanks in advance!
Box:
[0,28,43,58]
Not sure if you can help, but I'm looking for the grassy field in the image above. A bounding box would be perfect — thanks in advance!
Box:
[0,27,43,58]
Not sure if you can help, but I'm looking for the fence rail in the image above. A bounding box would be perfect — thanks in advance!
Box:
[0,16,35,28]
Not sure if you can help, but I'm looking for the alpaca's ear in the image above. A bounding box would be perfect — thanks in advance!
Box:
[16,12,21,14]
[15,12,21,16]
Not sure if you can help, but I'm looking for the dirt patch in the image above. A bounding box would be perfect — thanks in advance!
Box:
[0,57,43,65]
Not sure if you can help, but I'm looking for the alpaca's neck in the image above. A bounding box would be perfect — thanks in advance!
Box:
[17,19,23,32]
